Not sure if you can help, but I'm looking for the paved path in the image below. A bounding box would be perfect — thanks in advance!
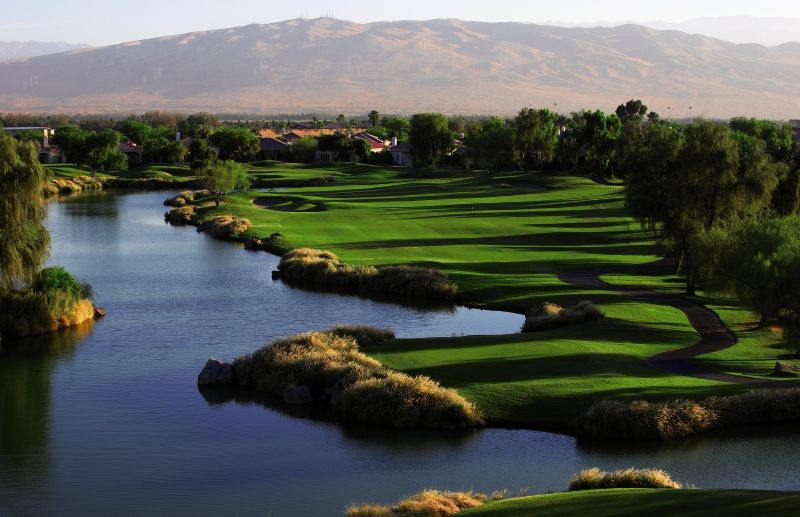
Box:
[558,258,781,387]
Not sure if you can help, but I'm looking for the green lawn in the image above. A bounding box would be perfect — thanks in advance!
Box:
[142,163,800,428]
[463,489,800,516]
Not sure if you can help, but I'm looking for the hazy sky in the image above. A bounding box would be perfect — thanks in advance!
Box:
[2,0,800,45]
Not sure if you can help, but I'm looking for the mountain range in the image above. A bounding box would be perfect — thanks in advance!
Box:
[0,41,89,61]
[0,18,798,118]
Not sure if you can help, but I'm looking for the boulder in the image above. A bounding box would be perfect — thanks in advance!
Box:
[773,361,800,377]
[197,359,236,385]
[282,385,313,405]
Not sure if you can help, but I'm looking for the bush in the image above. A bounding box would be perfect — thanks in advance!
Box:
[32,266,92,301]
[277,248,458,301]
[575,388,800,440]
[521,300,604,332]
[346,490,488,517]
[197,215,252,239]
[231,326,481,428]
[568,467,681,491]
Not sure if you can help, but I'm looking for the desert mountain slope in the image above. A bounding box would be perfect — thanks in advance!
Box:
[0,18,797,117]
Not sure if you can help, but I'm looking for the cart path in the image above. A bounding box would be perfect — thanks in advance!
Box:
[558,258,781,387]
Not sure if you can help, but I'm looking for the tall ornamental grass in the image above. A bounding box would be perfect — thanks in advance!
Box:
[278,248,458,301]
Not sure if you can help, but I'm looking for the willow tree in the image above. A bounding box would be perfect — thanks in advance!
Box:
[0,131,50,291]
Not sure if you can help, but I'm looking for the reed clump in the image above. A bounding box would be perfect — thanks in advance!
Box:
[575,388,800,440]
[277,248,458,301]
[521,300,604,332]
[164,205,197,225]
[568,467,682,491]
[232,326,481,428]
[346,490,489,517]
[197,215,252,239]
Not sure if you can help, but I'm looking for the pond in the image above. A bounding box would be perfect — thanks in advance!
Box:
[2,190,800,516]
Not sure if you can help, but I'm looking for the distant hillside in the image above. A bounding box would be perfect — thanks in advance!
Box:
[0,41,89,61]
[0,18,798,118]
[546,16,800,47]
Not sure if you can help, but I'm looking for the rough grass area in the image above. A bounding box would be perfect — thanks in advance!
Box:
[197,215,252,239]
[347,490,489,517]
[232,326,481,428]
[575,388,800,440]
[461,489,800,516]
[568,467,681,491]
[278,248,458,301]
[521,301,604,333]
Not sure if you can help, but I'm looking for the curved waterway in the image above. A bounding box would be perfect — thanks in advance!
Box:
[2,190,800,516]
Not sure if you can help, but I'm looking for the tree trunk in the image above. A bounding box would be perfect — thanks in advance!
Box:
[214,193,220,207]
[685,270,696,296]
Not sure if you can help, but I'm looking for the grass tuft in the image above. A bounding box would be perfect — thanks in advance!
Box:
[165,205,197,225]
[346,490,488,517]
[521,300,604,332]
[197,215,252,239]
[568,467,681,491]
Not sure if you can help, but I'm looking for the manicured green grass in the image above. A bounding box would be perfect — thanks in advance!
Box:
[167,163,800,429]
[462,489,800,516]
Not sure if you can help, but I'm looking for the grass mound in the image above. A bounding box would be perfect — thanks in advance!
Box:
[521,301,604,332]
[278,248,458,301]
[232,326,481,428]
[568,467,681,491]
[347,490,488,517]
[197,215,252,239]
[575,388,800,440]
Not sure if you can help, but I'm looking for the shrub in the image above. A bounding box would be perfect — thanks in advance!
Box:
[45,176,104,196]
[231,326,480,428]
[575,388,800,440]
[568,467,681,491]
[0,268,96,338]
[165,205,197,225]
[521,300,604,332]
[346,490,488,517]
[197,215,252,239]
[32,266,92,301]
[277,248,458,301]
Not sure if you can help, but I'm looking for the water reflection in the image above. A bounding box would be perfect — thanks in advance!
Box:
[0,321,94,509]
[198,384,479,452]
